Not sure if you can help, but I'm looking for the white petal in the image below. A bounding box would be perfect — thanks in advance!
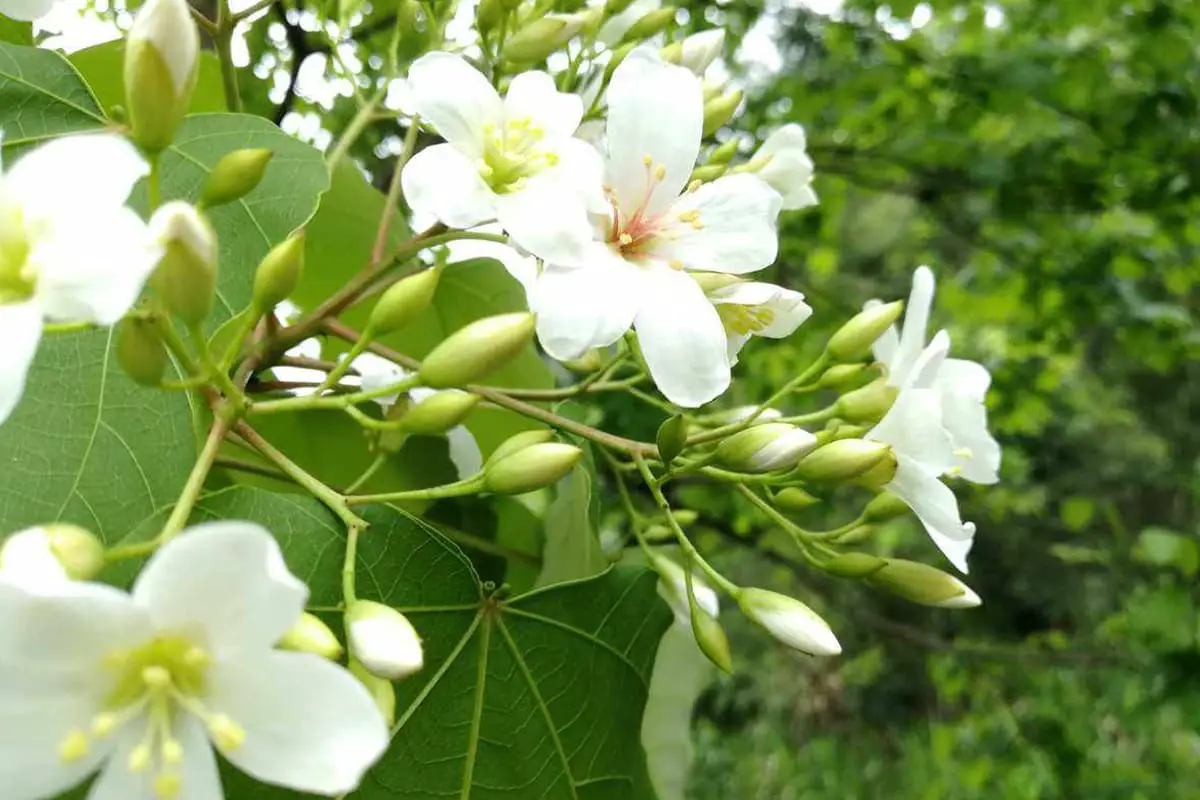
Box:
[531,249,639,360]
[0,527,69,589]
[401,143,497,230]
[85,726,150,800]
[496,178,593,266]
[865,298,900,366]
[129,0,199,96]
[0,301,43,426]
[868,387,956,475]
[503,71,583,140]
[634,265,730,408]
[937,360,1001,485]
[757,124,808,160]
[887,458,975,573]
[356,355,409,410]
[406,52,500,155]
[905,329,951,390]
[606,48,702,218]
[446,425,484,479]
[132,522,307,657]
[89,716,222,800]
[709,281,812,338]
[209,652,389,795]
[596,0,661,45]
[890,265,935,381]
[555,137,609,215]
[0,581,149,666]
[6,134,147,221]
[937,357,991,401]
[650,174,781,274]
[0,0,57,20]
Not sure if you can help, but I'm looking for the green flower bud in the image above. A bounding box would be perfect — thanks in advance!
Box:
[819,551,886,579]
[660,41,683,64]
[252,232,306,314]
[868,559,981,608]
[368,266,441,336]
[863,492,910,522]
[605,42,638,80]
[349,658,397,726]
[476,0,506,34]
[827,301,904,362]
[117,317,168,387]
[736,588,841,656]
[485,443,583,495]
[419,312,536,388]
[656,414,688,464]
[716,423,818,473]
[707,138,740,165]
[124,0,199,152]
[643,524,673,542]
[149,202,217,326]
[620,7,676,43]
[0,524,105,584]
[702,89,742,136]
[689,163,727,183]
[562,348,605,373]
[816,362,868,389]
[278,612,344,660]
[346,600,424,680]
[398,391,480,435]
[855,450,899,488]
[486,429,556,466]
[605,0,637,15]
[794,439,892,483]
[504,13,587,63]
[200,148,273,208]
[45,523,105,581]
[692,603,733,674]
[835,379,899,423]
[702,77,724,102]
[671,509,699,526]
[834,524,877,545]
[773,487,820,511]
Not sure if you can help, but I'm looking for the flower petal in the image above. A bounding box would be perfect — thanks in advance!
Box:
[89,716,222,800]
[531,249,639,360]
[406,52,500,155]
[0,0,57,20]
[865,298,900,366]
[937,357,1001,485]
[606,48,702,218]
[555,137,609,214]
[503,71,582,140]
[938,356,991,401]
[868,387,956,475]
[0,580,149,666]
[709,281,812,338]
[401,143,497,230]
[0,527,70,589]
[0,301,43,426]
[596,0,661,45]
[634,265,730,407]
[496,178,593,266]
[176,714,224,800]
[446,425,484,479]
[889,265,935,381]
[209,651,389,795]
[887,458,975,573]
[6,133,147,220]
[758,124,808,160]
[651,174,781,274]
[132,522,307,657]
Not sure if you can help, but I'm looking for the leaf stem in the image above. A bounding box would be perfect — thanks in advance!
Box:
[343,520,362,604]
[345,475,487,507]
[215,0,242,112]
[343,453,387,494]
[248,373,420,415]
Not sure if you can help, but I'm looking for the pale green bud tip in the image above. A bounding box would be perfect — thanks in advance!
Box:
[349,659,398,727]
[486,429,555,466]
[117,317,168,387]
[689,164,727,183]
[621,7,677,43]
[46,524,105,580]
[692,608,734,674]
[819,551,886,579]
[346,600,424,680]
[772,487,820,511]
[419,312,536,389]
[795,439,892,482]
[485,443,583,495]
[504,14,585,63]
[656,414,688,464]
[368,266,441,336]
[737,588,841,656]
[652,556,719,625]
[605,43,638,78]
[201,148,273,207]
[863,491,910,522]
[835,379,899,423]
[0,524,104,583]
[707,138,740,165]
[278,613,344,660]
[702,90,743,136]
[817,362,868,389]
[716,423,818,473]
[149,202,217,326]
[827,301,904,361]
[253,232,306,313]
[869,560,981,608]
[125,0,199,151]
[399,391,480,435]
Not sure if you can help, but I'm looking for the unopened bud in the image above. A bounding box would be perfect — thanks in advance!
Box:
[0,524,105,586]
[399,391,480,435]
[643,524,673,542]
[707,138,739,165]
[620,7,676,43]
[368,266,441,336]
[201,149,273,208]
[475,0,505,34]
[854,449,899,488]
[716,423,818,473]
[486,429,555,466]
[676,29,724,75]
[689,164,727,183]
[149,202,216,326]
[794,439,891,482]
[868,559,981,608]
[505,14,585,63]
[349,659,397,726]
[692,604,733,674]
[652,555,718,626]
[656,415,688,464]
[117,317,168,387]
[834,524,877,545]
[562,349,605,373]
[702,90,742,136]
[863,492,910,522]
[819,551,886,579]
[419,312,536,388]
[252,232,305,314]
[124,0,199,151]
[736,588,841,655]
[485,443,583,495]
[817,363,868,389]
[278,613,343,660]
[345,600,424,680]
[701,77,724,101]
[605,0,637,15]
[835,379,899,423]
[773,487,820,511]
[827,301,904,362]
[605,43,638,80]
[671,509,699,526]
[46,524,105,581]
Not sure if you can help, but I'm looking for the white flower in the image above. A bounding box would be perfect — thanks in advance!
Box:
[530,49,782,408]
[355,353,485,479]
[0,528,69,590]
[654,557,719,629]
[676,29,725,75]
[400,52,604,265]
[747,124,818,210]
[0,133,160,426]
[705,278,812,363]
[870,265,1001,484]
[0,0,56,20]
[737,588,841,656]
[127,0,199,101]
[345,601,424,680]
[0,522,389,800]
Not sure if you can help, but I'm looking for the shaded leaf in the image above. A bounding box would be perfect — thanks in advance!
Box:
[69,40,226,117]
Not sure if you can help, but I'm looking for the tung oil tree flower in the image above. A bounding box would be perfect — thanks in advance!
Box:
[744,123,818,210]
[0,0,56,20]
[699,276,813,363]
[531,48,783,407]
[0,522,389,800]
[0,133,161,427]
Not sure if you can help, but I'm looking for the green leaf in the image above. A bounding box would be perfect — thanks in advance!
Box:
[0,42,106,152]
[69,40,227,117]
[641,626,712,800]
[0,18,32,46]
[537,465,608,587]
[1134,527,1199,577]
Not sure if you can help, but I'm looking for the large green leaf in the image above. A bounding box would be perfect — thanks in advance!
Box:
[0,18,32,45]
[0,42,106,151]
[69,40,227,116]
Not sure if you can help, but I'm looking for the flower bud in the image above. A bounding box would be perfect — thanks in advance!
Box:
[605,0,637,15]
[671,509,699,526]
[819,551,886,579]
[117,317,168,387]
[707,138,740,165]
[834,524,877,545]
[124,0,199,152]
[868,559,981,608]
[855,450,899,488]
[0,524,105,586]
[716,423,818,473]
[475,0,505,35]
[702,89,742,136]
[504,14,585,63]
[200,148,273,208]
[252,232,305,314]
[486,429,555,466]
[794,439,892,483]
[656,414,688,464]
[676,29,724,75]
[816,362,868,389]
[736,588,841,656]
[485,443,583,495]
[689,163,727,183]
[562,348,605,373]
[692,605,733,674]
[419,312,536,388]
[277,612,344,660]
[619,7,676,43]
[835,379,899,424]
[604,42,638,79]
[652,555,719,625]
[827,301,904,362]
[773,487,820,511]
[368,266,441,336]
[643,524,673,542]
[863,492,910,522]
[345,600,424,680]
[349,659,397,727]
[701,77,724,102]
[398,391,480,435]
[149,202,217,326]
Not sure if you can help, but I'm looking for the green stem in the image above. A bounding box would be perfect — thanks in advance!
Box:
[344,453,388,494]
[249,373,420,415]
[314,328,374,395]
[343,521,363,604]
[232,0,274,21]
[190,324,246,410]
[327,88,385,169]
[214,0,242,112]
[43,321,95,335]
[218,310,262,372]
[147,154,162,212]
[345,475,487,507]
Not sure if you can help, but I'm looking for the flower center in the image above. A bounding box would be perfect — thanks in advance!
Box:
[718,303,776,336]
[480,117,559,193]
[607,157,704,267]
[0,204,36,305]
[56,635,246,800]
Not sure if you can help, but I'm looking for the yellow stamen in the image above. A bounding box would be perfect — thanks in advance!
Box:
[128,743,152,773]
[618,233,634,246]
[209,714,246,751]
[642,154,653,167]
[183,647,209,670]
[653,164,666,181]
[677,210,701,223]
[953,447,974,459]
[687,179,702,192]
[154,772,182,799]
[161,738,183,766]
[92,712,119,738]
[58,730,89,764]
[142,666,171,689]
[668,260,685,271]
